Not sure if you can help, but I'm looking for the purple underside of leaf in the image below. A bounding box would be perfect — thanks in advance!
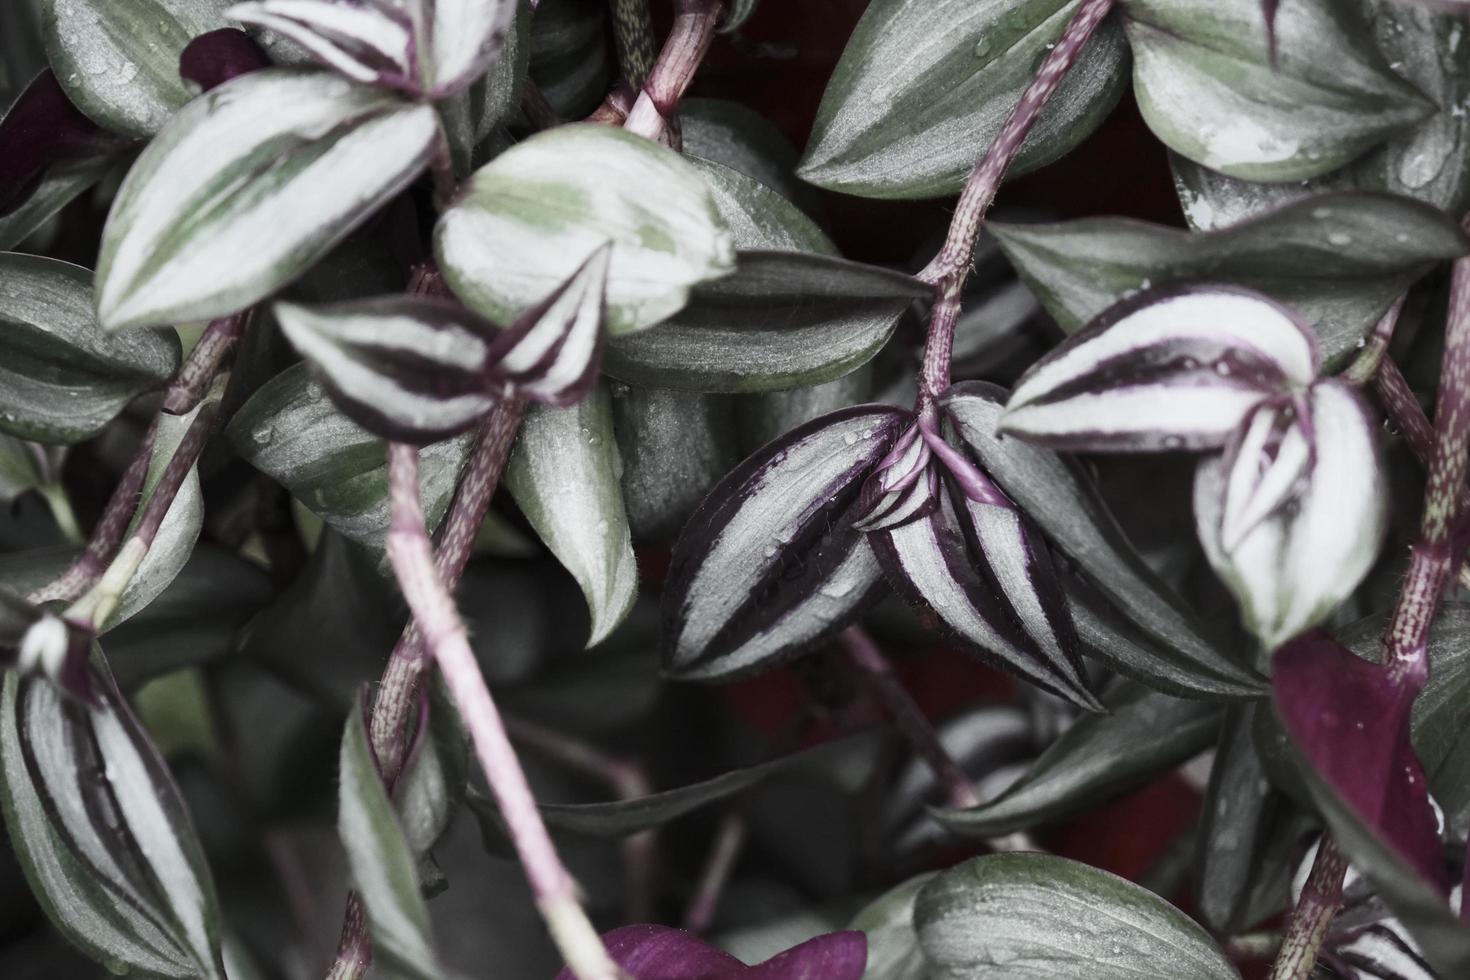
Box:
[1000,284,1320,453]
[1262,0,1281,64]
[1273,631,1447,893]
[552,926,866,980]
[869,501,1100,711]
[0,70,125,216]
[178,29,272,94]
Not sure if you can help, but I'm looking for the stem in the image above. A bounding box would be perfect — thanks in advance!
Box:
[39,484,84,545]
[839,627,980,810]
[919,280,963,405]
[506,716,657,922]
[683,813,746,934]
[1269,836,1349,980]
[1343,297,1405,387]
[164,312,249,415]
[370,400,526,787]
[384,444,621,980]
[918,0,1117,289]
[622,0,722,142]
[610,0,658,88]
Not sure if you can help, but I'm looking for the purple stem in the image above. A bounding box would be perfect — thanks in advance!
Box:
[384,443,622,980]
[1269,837,1349,980]
[622,0,723,142]
[683,812,747,934]
[1343,297,1405,387]
[839,627,981,810]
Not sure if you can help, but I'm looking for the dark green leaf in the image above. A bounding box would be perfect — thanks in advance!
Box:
[1124,0,1432,181]
[227,363,474,547]
[914,853,1240,979]
[736,365,873,456]
[0,253,179,445]
[933,682,1223,837]
[991,192,1469,368]
[799,0,1130,199]
[0,154,114,252]
[436,0,531,176]
[847,873,934,980]
[682,98,820,217]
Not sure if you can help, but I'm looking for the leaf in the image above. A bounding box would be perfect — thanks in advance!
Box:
[415,0,518,97]
[736,366,872,456]
[604,250,925,393]
[0,253,179,445]
[797,0,1130,199]
[847,873,934,980]
[503,382,637,647]
[0,153,113,252]
[0,669,226,978]
[940,383,1262,696]
[177,27,272,92]
[226,1,415,88]
[0,68,122,221]
[276,295,500,443]
[990,192,1470,368]
[436,0,531,176]
[913,853,1240,979]
[1001,285,1318,453]
[611,385,740,541]
[395,677,469,868]
[661,406,905,680]
[933,681,1222,837]
[473,736,873,839]
[39,0,235,137]
[551,925,867,980]
[870,501,1101,711]
[96,70,439,331]
[1194,380,1388,650]
[436,123,735,335]
[1402,603,1470,829]
[683,98,819,217]
[1124,0,1432,181]
[690,156,831,253]
[721,0,761,33]
[338,699,446,980]
[226,363,474,546]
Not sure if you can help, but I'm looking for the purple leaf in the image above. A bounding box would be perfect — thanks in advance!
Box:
[663,406,907,680]
[551,925,867,980]
[275,295,501,444]
[1195,379,1387,650]
[178,29,272,93]
[483,242,612,407]
[851,419,938,532]
[0,71,123,217]
[226,1,417,91]
[869,500,1101,711]
[1001,284,1320,452]
[1273,631,1447,893]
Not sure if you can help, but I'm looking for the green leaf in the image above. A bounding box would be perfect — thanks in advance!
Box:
[933,681,1223,837]
[436,0,531,176]
[0,668,227,978]
[96,70,439,331]
[0,435,53,504]
[611,385,740,541]
[940,383,1263,698]
[735,366,872,455]
[395,676,469,869]
[990,191,1469,368]
[1124,0,1432,182]
[40,0,234,137]
[0,253,179,444]
[682,98,819,216]
[604,250,925,393]
[227,363,474,547]
[798,0,1130,200]
[504,382,637,646]
[914,853,1240,979]
[691,156,831,252]
[0,154,115,252]
[338,699,446,980]
[435,123,735,335]
[847,873,934,980]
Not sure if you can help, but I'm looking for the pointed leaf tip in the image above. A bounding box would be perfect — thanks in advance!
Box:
[1002,285,1320,453]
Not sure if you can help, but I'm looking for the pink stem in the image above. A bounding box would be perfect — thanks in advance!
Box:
[622,0,722,142]
[683,812,746,934]
[1269,837,1350,980]
[385,443,621,980]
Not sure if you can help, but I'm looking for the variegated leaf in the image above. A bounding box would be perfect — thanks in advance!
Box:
[227,0,415,88]
[96,70,439,331]
[414,0,518,97]
[1002,285,1319,452]
[435,124,735,336]
[0,596,92,704]
[869,500,1101,711]
[276,296,499,444]
[1196,380,1388,650]
[663,406,907,679]
[504,383,637,647]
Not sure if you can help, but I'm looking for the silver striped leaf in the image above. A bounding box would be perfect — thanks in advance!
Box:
[1003,284,1320,452]
[227,1,416,89]
[96,70,439,331]
[0,595,93,704]
[0,667,227,979]
[275,296,499,444]
[436,124,735,336]
[867,497,1101,711]
[413,0,518,97]
[662,405,908,680]
[1195,379,1388,650]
